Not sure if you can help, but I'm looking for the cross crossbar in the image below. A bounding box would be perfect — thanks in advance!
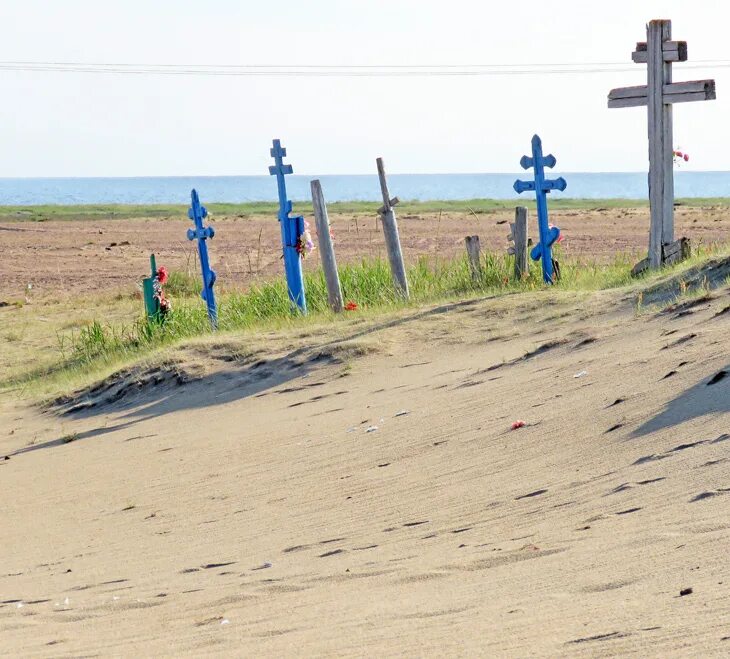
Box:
[607,79,716,108]
[632,40,687,63]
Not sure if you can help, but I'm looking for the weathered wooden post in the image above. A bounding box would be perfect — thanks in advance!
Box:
[608,19,716,271]
[464,236,482,282]
[513,135,566,284]
[187,189,218,329]
[269,139,307,313]
[508,206,529,280]
[310,179,344,313]
[376,157,409,299]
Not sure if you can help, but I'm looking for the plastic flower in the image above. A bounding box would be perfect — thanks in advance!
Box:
[344,301,358,311]
[156,266,169,284]
[297,224,315,259]
[673,148,689,166]
[548,223,565,244]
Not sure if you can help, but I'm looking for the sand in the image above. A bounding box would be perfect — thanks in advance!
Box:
[0,270,728,657]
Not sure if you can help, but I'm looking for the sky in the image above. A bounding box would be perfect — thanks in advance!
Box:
[1,0,728,177]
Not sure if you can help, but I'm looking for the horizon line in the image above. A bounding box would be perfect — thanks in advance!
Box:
[0,170,726,180]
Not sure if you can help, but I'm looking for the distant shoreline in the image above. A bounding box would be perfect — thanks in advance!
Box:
[2,198,730,222]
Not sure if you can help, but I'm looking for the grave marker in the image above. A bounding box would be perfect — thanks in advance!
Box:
[269,139,307,313]
[142,253,160,322]
[513,135,566,284]
[376,157,409,299]
[508,206,529,280]
[310,179,344,313]
[187,189,218,329]
[608,19,716,269]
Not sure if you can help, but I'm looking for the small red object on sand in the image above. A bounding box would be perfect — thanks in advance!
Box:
[511,420,526,430]
[344,301,358,311]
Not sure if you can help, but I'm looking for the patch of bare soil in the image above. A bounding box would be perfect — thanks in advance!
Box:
[2,205,729,299]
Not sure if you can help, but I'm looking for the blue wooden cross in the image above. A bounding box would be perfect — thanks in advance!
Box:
[269,139,307,313]
[187,189,218,329]
[513,134,567,284]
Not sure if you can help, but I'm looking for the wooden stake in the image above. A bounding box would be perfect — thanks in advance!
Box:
[310,179,344,313]
[376,157,409,299]
[513,206,529,279]
[464,235,482,282]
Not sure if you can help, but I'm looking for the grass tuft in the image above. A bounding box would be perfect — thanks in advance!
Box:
[3,241,728,397]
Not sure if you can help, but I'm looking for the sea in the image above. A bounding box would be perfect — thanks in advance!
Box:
[0,172,728,206]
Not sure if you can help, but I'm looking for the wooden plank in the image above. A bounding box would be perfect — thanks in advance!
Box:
[464,235,482,283]
[310,179,344,313]
[662,237,691,266]
[376,157,393,213]
[667,90,717,104]
[608,95,648,109]
[631,257,650,277]
[665,79,715,95]
[381,208,409,298]
[660,20,675,252]
[663,237,690,265]
[376,157,409,299]
[632,39,687,63]
[646,19,669,269]
[607,79,715,107]
[513,206,529,280]
[609,84,648,100]
[377,196,399,215]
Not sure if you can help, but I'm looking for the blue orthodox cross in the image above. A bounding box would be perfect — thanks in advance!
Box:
[513,134,567,284]
[187,189,218,329]
[269,139,307,313]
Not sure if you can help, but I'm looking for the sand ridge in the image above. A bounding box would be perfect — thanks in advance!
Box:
[0,281,729,656]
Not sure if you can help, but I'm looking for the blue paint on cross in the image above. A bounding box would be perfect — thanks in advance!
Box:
[269,138,307,313]
[513,135,567,284]
[187,189,218,329]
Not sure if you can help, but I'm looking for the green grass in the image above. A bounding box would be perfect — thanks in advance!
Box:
[4,240,728,397]
[2,197,730,222]
[44,249,633,373]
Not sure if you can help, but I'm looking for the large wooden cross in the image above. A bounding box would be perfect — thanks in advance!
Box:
[608,19,716,269]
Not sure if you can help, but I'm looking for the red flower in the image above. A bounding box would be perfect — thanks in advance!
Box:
[683,153,689,162]
[344,301,358,311]
[156,266,169,284]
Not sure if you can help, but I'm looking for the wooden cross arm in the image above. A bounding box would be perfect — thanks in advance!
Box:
[632,40,687,63]
[377,196,399,215]
[608,79,716,108]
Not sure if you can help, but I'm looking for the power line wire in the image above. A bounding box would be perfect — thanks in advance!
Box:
[0,60,728,77]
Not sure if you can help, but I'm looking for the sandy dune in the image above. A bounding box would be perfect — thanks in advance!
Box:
[1,274,729,656]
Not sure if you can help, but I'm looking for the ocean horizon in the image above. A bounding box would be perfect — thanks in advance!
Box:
[0,171,728,206]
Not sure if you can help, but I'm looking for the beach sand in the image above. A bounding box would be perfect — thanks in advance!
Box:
[1,273,728,656]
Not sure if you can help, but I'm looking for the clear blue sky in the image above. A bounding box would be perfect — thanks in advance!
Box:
[1,0,727,176]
